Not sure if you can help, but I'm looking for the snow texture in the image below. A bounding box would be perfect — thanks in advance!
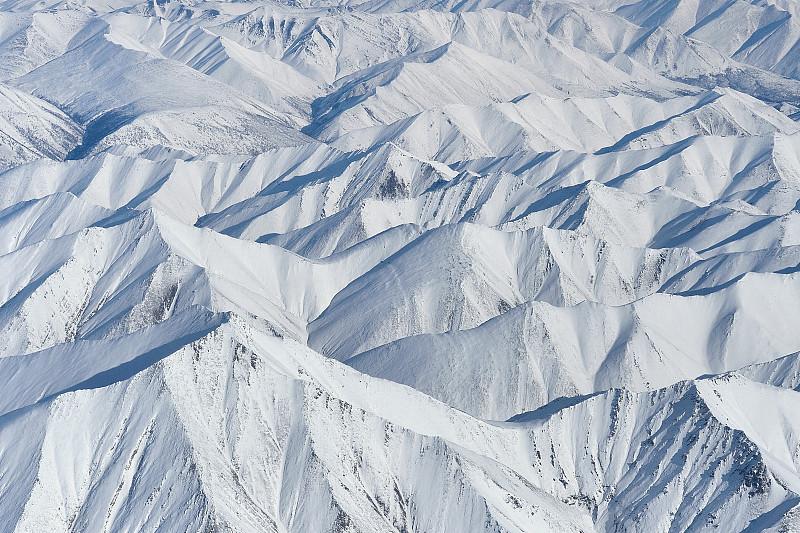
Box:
[2,0,800,531]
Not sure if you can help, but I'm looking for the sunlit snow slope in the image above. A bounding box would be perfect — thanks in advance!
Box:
[2,0,800,531]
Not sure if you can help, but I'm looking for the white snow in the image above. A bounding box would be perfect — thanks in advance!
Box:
[2,0,800,531]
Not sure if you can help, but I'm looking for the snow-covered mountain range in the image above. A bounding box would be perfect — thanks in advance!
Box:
[2,0,800,531]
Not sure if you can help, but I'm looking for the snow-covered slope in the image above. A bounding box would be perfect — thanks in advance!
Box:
[3,0,800,531]
[0,84,82,169]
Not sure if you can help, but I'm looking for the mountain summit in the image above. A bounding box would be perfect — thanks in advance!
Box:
[2,0,800,531]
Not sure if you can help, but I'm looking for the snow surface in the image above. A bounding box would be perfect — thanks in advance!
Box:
[3,0,800,531]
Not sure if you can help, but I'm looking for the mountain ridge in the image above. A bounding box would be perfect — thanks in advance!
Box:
[2,0,800,530]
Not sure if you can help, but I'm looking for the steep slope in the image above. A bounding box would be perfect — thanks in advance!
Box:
[4,310,800,532]
[0,314,597,533]
[0,84,82,169]
[307,223,696,358]
[103,11,323,124]
[10,24,310,157]
[330,88,800,161]
[346,271,800,419]
[3,0,800,531]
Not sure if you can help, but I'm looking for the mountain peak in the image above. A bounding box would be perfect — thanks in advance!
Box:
[3,0,800,530]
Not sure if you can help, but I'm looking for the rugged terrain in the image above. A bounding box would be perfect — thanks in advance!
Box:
[2,0,800,531]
